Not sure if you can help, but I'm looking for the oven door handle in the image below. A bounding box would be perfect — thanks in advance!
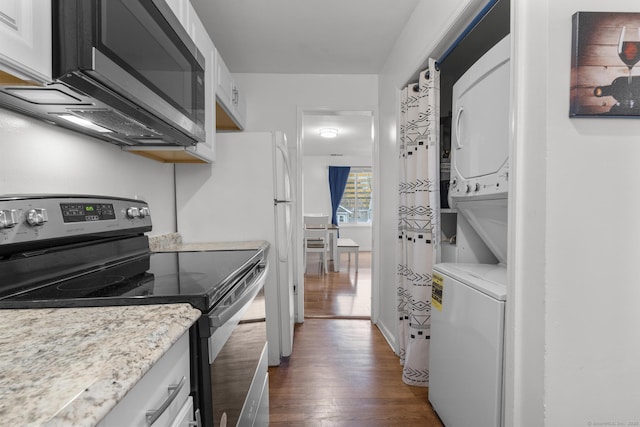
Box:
[208,263,268,328]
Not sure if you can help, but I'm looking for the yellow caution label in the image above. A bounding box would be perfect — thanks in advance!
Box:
[432,273,443,312]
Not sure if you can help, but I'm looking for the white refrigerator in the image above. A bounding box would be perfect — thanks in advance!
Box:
[175,131,295,366]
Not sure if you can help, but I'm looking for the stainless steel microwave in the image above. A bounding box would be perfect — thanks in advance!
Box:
[0,0,205,148]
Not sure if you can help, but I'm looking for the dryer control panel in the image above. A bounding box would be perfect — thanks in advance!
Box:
[448,162,508,205]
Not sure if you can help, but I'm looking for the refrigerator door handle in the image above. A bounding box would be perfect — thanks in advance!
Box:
[274,199,292,204]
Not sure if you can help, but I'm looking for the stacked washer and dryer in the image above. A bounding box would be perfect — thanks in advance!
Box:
[428,35,511,427]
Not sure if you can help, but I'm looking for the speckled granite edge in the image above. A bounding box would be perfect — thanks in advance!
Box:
[148,232,182,251]
[0,304,200,427]
[153,239,270,253]
[147,233,269,253]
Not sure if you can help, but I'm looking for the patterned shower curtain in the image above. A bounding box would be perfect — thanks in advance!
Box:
[397,59,440,387]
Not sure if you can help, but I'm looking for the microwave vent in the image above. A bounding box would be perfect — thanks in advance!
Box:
[68,109,162,138]
[6,88,85,105]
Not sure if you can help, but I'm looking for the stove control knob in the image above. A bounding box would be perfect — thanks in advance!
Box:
[474,183,481,192]
[26,208,48,226]
[126,207,140,219]
[0,209,18,229]
[139,207,150,218]
[465,184,472,193]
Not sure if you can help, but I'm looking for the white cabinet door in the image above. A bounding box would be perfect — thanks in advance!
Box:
[140,0,214,163]
[234,82,247,129]
[169,396,196,427]
[215,50,245,130]
[97,332,192,427]
[216,50,234,110]
[0,0,51,83]
[164,0,188,29]
[187,3,216,161]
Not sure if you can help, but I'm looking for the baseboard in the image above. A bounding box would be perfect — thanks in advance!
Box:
[374,318,398,355]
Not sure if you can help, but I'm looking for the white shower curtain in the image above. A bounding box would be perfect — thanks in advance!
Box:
[397,59,440,387]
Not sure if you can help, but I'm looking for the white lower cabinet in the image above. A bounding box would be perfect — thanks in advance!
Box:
[97,332,193,427]
[170,396,196,427]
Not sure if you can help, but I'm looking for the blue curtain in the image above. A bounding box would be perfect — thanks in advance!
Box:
[328,166,351,227]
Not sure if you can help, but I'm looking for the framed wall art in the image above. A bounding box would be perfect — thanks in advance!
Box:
[571,11,640,117]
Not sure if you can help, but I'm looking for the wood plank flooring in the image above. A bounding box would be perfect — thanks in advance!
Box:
[267,252,443,426]
[303,251,372,319]
[268,320,444,426]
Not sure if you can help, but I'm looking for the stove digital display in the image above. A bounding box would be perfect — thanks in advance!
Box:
[60,203,116,223]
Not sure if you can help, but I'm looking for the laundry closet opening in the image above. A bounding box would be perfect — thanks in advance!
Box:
[426,1,511,425]
[297,108,375,320]
[435,0,510,263]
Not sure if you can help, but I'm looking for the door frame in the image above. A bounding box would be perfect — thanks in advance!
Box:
[294,105,379,323]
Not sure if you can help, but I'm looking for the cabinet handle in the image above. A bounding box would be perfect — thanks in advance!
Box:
[145,376,186,425]
[232,87,238,105]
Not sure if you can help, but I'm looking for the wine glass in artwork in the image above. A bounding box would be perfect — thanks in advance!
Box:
[618,25,640,84]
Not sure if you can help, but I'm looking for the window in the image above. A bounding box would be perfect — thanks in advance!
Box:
[339,168,372,224]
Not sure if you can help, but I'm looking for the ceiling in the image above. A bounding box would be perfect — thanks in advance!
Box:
[302,112,374,158]
[189,0,508,157]
[190,0,421,74]
[189,0,419,157]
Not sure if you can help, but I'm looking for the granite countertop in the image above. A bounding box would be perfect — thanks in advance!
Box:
[162,240,269,252]
[149,232,269,253]
[0,304,201,427]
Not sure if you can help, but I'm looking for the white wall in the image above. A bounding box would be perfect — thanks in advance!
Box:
[301,156,332,216]
[233,74,378,145]
[232,73,378,316]
[302,155,373,251]
[512,0,640,425]
[378,0,640,423]
[0,109,177,235]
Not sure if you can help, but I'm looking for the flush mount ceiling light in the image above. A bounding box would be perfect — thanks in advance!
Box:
[319,128,338,138]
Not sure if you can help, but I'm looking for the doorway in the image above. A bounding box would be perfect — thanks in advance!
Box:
[295,107,377,320]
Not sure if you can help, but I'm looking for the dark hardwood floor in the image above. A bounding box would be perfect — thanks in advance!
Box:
[267,252,443,426]
[303,251,372,319]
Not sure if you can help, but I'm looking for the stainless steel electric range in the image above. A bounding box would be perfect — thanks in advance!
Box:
[0,195,269,427]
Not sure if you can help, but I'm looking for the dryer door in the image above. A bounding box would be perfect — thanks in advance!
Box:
[452,35,510,181]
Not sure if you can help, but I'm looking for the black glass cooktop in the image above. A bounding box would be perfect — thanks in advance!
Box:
[0,250,262,312]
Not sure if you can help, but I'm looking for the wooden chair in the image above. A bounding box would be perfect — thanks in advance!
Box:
[304,214,330,227]
[303,215,330,274]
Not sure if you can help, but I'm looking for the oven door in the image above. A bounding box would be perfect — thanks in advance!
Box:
[208,263,269,427]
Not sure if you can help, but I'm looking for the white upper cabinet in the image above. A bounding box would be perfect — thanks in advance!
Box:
[164,0,188,28]
[215,50,246,130]
[216,52,233,111]
[0,0,52,83]
[186,2,216,161]
[132,0,215,163]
